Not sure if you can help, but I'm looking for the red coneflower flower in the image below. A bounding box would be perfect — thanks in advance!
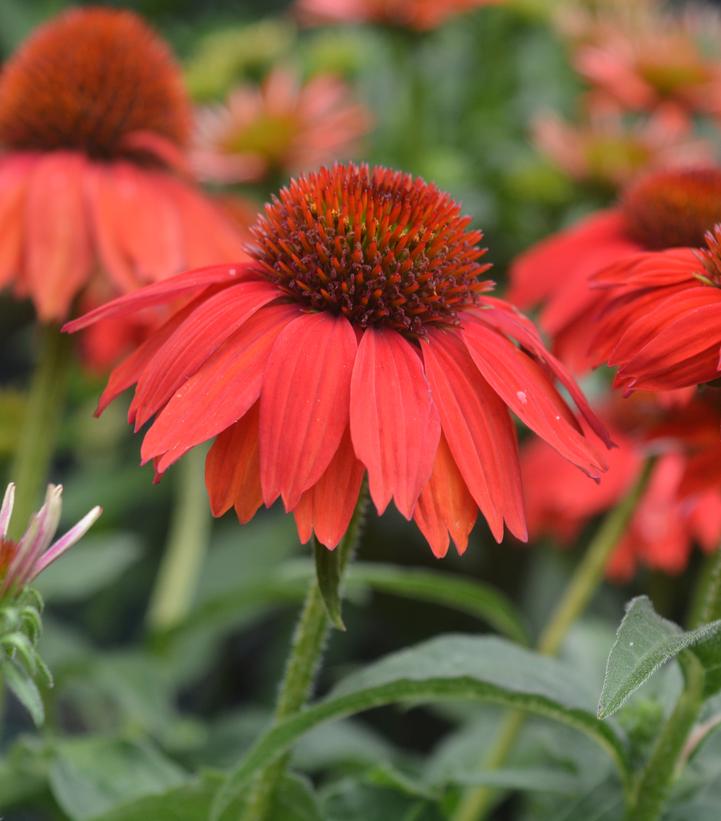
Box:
[192,68,371,185]
[532,104,712,191]
[0,7,245,323]
[66,164,611,558]
[508,166,721,374]
[522,394,721,580]
[296,0,503,31]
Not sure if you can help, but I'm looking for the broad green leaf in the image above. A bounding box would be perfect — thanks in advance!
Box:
[5,661,44,725]
[48,737,186,820]
[314,538,346,630]
[598,597,721,719]
[211,635,630,819]
[35,533,141,602]
[269,772,323,821]
[320,777,442,821]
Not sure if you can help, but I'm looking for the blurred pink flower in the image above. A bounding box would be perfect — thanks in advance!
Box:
[0,484,101,598]
[296,0,503,31]
[570,3,721,117]
[533,104,714,189]
[192,69,372,184]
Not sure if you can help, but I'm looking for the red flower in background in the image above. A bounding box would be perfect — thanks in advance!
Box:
[569,2,721,118]
[296,0,503,31]
[192,68,371,184]
[508,166,721,374]
[67,164,610,558]
[522,394,721,580]
[0,7,245,326]
[532,104,712,191]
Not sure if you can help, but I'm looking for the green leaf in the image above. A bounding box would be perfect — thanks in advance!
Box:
[348,562,528,645]
[314,539,346,630]
[48,737,186,820]
[5,661,44,725]
[269,772,324,821]
[211,635,630,819]
[598,597,721,719]
[35,533,142,602]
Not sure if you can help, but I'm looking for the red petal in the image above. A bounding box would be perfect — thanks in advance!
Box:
[131,279,279,429]
[205,402,262,523]
[0,156,32,288]
[260,312,357,509]
[422,329,526,542]
[293,428,365,549]
[26,152,91,320]
[593,248,699,288]
[96,294,205,415]
[462,317,606,479]
[350,328,440,519]
[63,263,256,333]
[414,434,477,558]
[145,302,298,472]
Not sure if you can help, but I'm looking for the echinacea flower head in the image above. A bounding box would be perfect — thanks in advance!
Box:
[509,165,721,374]
[0,7,245,323]
[296,0,503,31]
[0,484,101,599]
[66,163,610,558]
[522,394,721,580]
[192,69,371,184]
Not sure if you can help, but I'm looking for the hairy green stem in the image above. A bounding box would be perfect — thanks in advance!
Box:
[146,447,211,632]
[689,546,721,629]
[453,458,655,821]
[8,325,71,540]
[629,653,705,821]
[241,488,368,820]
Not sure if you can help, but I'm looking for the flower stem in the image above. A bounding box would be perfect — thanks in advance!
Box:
[452,458,655,821]
[146,447,211,632]
[688,545,721,629]
[629,652,705,821]
[8,325,71,540]
[241,488,367,820]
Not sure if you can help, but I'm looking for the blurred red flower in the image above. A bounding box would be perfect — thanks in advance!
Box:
[508,166,721,374]
[0,7,245,326]
[533,104,712,191]
[296,0,503,31]
[522,394,721,580]
[67,164,610,558]
[192,68,371,184]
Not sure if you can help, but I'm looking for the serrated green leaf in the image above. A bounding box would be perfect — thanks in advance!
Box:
[314,539,346,630]
[211,635,630,819]
[598,597,721,719]
[48,737,186,821]
[5,662,44,725]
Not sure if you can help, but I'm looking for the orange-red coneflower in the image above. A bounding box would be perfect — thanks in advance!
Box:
[522,394,721,579]
[296,0,503,31]
[66,164,610,558]
[192,68,371,185]
[0,7,245,324]
[508,166,721,374]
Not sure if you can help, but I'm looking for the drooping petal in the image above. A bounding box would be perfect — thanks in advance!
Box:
[63,263,255,332]
[462,318,607,478]
[143,302,298,472]
[414,434,477,558]
[293,428,365,549]
[350,328,440,519]
[205,403,263,523]
[26,152,91,320]
[96,294,205,415]
[260,311,357,509]
[131,279,279,429]
[0,155,32,288]
[422,329,526,542]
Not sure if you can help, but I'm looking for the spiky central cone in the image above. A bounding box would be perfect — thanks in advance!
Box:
[622,167,721,250]
[250,164,492,337]
[0,8,190,162]
[697,224,721,286]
